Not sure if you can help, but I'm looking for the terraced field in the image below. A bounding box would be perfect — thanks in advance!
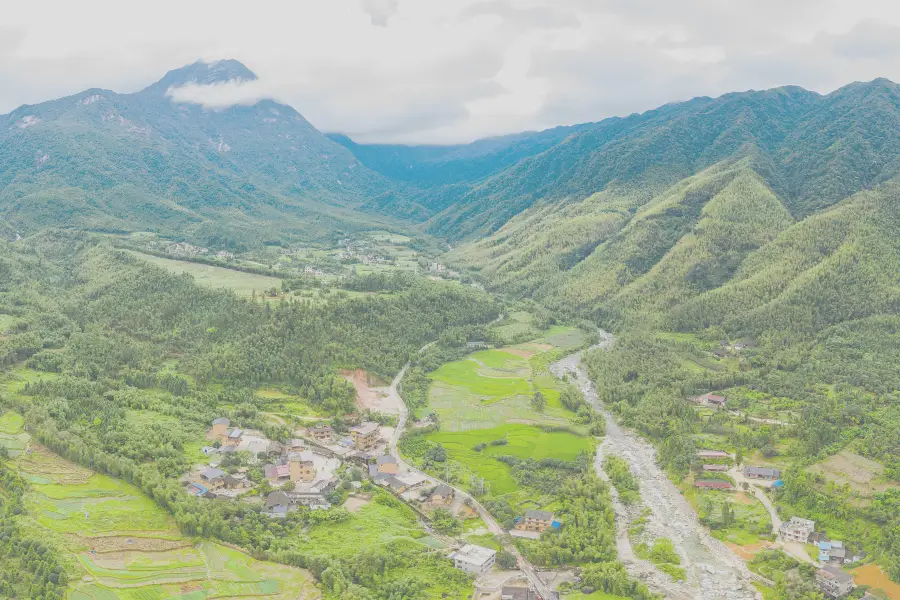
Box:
[12,434,318,599]
[0,411,30,456]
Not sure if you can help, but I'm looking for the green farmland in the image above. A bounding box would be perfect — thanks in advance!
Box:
[426,424,593,495]
[127,251,284,298]
[13,436,318,599]
[428,337,585,432]
[415,324,593,511]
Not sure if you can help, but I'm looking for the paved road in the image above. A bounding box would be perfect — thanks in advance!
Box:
[387,342,554,599]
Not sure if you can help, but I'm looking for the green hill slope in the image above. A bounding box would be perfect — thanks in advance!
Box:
[0,60,406,248]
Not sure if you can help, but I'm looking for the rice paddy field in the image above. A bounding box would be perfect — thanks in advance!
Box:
[420,324,592,507]
[428,332,585,432]
[426,424,592,495]
[8,418,318,600]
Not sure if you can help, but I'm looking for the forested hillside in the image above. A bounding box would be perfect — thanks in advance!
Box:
[0,231,499,598]
[0,60,407,249]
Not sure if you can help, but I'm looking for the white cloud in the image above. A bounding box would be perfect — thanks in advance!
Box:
[2,0,900,143]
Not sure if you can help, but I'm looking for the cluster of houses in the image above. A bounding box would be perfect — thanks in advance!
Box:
[779,517,868,598]
[693,449,783,491]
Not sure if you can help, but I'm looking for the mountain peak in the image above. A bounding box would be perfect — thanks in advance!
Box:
[140,59,258,95]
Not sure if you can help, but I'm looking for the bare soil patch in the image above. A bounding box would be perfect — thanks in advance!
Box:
[851,564,900,599]
[726,541,772,561]
[502,343,553,359]
[341,369,398,414]
[343,496,371,513]
[808,450,894,496]
[733,492,755,505]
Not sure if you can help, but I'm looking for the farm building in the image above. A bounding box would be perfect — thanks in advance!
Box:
[694,393,728,407]
[515,510,557,533]
[780,517,815,543]
[289,457,316,482]
[816,566,853,598]
[349,422,380,450]
[376,454,399,475]
[702,464,729,472]
[697,450,729,459]
[383,476,408,493]
[449,544,496,575]
[744,466,781,480]
[225,428,243,445]
[428,484,453,506]
[264,463,290,482]
[819,541,847,566]
[695,480,734,490]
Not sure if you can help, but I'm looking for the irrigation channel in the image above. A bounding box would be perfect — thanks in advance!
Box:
[550,334,765,600]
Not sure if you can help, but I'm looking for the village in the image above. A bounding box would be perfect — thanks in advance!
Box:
[182,414,561,600]
[690,393,874,600]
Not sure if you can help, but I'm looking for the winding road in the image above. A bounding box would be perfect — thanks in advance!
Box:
[551,337,764,600]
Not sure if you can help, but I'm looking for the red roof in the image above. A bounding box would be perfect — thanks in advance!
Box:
[695,480,734,489]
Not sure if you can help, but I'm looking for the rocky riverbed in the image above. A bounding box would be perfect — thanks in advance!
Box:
[551,337,762,600]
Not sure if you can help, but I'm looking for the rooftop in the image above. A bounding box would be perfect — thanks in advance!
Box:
[818,566,852,583]
[377,454,398,465]
[350,422,379,436]
[450,544,496,565]
[212,417,230,426]
[525,509,554,521]
[432,483,453,496]
[200,467,226,480]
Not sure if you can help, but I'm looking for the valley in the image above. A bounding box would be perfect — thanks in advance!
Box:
[2,57,900,600]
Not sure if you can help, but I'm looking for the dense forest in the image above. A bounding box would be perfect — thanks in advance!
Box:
[0,231,500,599]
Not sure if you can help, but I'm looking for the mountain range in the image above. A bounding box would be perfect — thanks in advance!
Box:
[3,59,900,339]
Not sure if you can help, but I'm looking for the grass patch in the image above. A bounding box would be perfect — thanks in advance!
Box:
[425,424,592,495]
[127,251,283,298]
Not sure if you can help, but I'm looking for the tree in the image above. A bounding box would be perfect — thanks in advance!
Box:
[531,392,546,412]
[497,551,517,570]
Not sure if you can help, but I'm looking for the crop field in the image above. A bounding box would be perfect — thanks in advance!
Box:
[0,411,29,456]
[428,347,581,431]
[293,493,426,557]
[808,450,895,496]
[489,311,540,343]
[426,424,592,495]
[127,251,284,298]
[12,436,318,599]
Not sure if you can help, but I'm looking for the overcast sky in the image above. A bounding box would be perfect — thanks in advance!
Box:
[3,0,900,143]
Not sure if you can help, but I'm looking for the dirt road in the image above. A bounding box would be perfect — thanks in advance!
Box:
[552,338,763,600]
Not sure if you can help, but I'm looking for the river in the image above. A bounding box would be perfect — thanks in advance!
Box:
[551,336,762,600]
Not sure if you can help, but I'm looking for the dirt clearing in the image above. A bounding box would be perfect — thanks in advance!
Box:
[808,450,894,496]
[343,495,371,513]
[341,369,400,415]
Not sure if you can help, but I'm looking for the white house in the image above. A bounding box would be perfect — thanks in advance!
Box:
[449,544,496,575]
